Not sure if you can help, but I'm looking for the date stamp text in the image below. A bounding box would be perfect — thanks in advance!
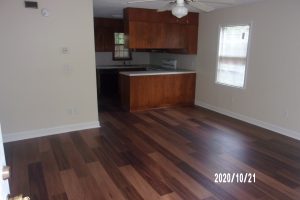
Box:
[214,173,256,183]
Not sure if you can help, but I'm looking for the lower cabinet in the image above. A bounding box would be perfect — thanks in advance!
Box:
[119,73,196,112]
[97,69,119,97]
[96,67,147,98]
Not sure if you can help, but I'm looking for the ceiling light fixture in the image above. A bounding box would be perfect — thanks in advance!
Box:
[172,0,188,18]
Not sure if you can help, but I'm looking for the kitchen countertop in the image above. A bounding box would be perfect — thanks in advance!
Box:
[96,64,154,69]
[119,69,196,76]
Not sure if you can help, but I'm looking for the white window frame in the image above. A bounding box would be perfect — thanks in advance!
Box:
[215,23,252,89]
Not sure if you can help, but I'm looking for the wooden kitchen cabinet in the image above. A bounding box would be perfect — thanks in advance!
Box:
[119,73,196,112]
[124,8,198,54]
[186,25,198,54]
[96,67,147,97]
[127,21,163,49]
[124,8,196,24]
[127,22,187,49]
[164,22,187,49]
[94,18,124,52]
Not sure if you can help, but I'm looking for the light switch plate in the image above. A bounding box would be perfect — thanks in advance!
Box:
[62,47,69,54]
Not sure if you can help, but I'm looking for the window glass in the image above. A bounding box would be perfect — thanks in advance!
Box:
[113,33,131,60]
[216,25,251,88]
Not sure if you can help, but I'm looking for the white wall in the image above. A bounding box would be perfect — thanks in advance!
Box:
[0,0,99,141]
[96,52,150,65]
[195,0,300,139]
[150,0,300,140]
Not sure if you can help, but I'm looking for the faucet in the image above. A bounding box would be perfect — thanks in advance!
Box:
[123,60,131,66]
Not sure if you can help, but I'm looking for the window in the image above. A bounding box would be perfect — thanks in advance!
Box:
[113,33,131,60]
[216,25,251,88]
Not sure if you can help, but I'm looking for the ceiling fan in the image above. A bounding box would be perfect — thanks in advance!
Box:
[127,0,235,18]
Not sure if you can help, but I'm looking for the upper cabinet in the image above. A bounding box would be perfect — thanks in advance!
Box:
[124,8,199,54]
[94,18,124,52]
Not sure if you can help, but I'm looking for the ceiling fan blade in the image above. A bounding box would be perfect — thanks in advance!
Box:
[189,0,236,5]
[157,2,175,12]
[127,0,162,4]
[188,1,215,12]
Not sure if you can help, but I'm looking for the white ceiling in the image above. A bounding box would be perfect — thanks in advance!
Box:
[93,0,261,18]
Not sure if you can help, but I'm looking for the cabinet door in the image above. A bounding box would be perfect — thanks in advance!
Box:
[99,69,119,96]
[186,25,198,54]
[128,21,164,49]
[95,26,114,52]
[125,8,199,53]
[129,21,188,49]
[94,18,124,52]
[163,23,187,49]
[128,21,148,48]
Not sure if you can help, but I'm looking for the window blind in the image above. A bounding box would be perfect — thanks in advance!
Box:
[216,25,250,88]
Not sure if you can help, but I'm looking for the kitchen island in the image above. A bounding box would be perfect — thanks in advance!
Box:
[119,70,196,112]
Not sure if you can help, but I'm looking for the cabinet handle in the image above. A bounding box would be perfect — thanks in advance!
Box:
[2,166,10,180]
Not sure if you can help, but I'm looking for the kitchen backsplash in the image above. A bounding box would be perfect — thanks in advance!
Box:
[95,52,150,65]
[150,52,197,70]
[96,52,197,70]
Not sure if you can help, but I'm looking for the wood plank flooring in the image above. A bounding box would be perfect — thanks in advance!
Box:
[4,106,300,200]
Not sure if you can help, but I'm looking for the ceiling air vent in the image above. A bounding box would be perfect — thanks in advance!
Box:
[24,1,38,9]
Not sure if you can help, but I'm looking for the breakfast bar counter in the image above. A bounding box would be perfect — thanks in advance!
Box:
[119,69,196,76]
[119,70,196,112]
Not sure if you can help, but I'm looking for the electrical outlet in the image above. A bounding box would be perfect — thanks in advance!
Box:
[73,108,79,115]
[191,60,196,66]
[284,110,289,119]
[66,107,78,116]
[63,64,72,75]
[231,97,235,103]
[66,108,73,115]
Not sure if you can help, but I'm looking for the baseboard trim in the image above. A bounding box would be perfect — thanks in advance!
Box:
[3,121,100,143]
[195,101,300,141]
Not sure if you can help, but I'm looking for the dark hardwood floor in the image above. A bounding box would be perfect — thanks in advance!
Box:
[4,106,300,200]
